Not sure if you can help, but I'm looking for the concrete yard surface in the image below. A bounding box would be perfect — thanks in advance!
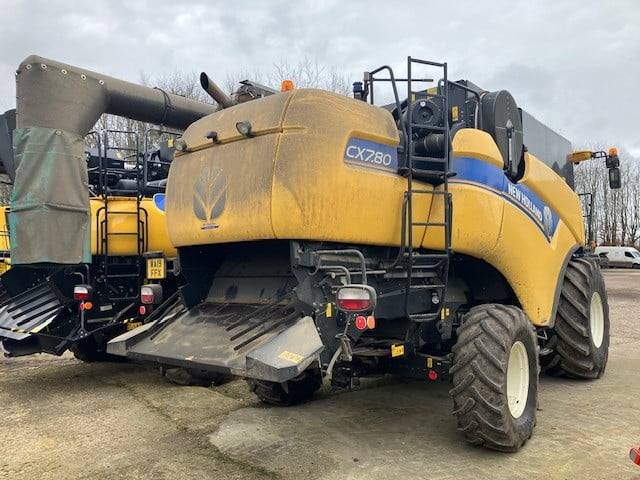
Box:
[1,270,639,479]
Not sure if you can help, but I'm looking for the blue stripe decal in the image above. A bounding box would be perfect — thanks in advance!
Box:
[450,157,559,241]
[153,193,166,212]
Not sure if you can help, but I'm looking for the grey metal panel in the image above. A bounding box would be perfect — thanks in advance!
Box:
[521,109,574,188]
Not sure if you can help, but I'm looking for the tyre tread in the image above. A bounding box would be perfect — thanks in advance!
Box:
[450,304,539,452]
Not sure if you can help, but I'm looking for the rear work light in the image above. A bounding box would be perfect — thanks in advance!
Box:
[336,285,377,313]
[141,284,163,305]
[73,285,93,301]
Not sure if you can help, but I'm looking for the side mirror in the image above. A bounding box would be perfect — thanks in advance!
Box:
[571,146,622,190]
[609,167,621,189]
[568,150,593,164]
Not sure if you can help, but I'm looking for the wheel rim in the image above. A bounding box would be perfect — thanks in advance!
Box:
[590,291,605,348]
[507,341,529,419]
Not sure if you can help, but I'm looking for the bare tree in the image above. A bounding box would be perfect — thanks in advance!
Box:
[224,58,352,98]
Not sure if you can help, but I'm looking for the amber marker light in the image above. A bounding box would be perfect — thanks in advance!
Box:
[281,80,294,92]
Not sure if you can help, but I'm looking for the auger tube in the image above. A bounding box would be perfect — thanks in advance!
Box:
[10,55,217,265]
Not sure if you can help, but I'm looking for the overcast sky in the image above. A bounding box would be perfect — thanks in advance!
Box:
[1,0,639,156]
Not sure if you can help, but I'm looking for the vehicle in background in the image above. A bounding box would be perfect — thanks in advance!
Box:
[594,246,640,268]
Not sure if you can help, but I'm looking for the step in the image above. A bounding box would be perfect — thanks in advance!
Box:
[105,273,141,279]
[408,312,441,322]
[409,284,446,290]
[408,155,447,164]
[410,221,447,227]
[409,124,447,133]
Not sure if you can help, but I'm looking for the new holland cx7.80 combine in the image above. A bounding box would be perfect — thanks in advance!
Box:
[109,57,618,450]
[3,55,617,451]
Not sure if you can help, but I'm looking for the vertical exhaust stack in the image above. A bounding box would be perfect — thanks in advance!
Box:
[11,55,218,265]
[200,72,237,109]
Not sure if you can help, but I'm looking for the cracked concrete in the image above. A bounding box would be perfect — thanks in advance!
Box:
[1,270,640,479]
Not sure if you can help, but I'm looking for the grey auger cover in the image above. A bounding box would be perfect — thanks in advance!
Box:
[10,126,90,264]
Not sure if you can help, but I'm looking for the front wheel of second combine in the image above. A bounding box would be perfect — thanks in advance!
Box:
[450,304,539,452]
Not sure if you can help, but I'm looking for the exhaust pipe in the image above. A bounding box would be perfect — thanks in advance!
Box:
[11,55,219,265]
[200,72,236,109]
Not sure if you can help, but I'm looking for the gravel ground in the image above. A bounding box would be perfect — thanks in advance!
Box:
[1,270,639,479]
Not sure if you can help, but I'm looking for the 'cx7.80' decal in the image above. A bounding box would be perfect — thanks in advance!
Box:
[344,138,398,173]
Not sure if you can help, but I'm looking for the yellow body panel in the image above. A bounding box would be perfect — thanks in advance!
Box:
[0,205,9,251]
[168,89,432,248]
[0,205,10,270]
[168,94,584,327]
[520,152,584,242]
[0,198,174,265]
[450,129,504,168]
[428,129,584,326]
[89,196,176,257]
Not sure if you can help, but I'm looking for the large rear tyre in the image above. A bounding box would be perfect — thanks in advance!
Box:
[540,258,609,379]
[450,304,539,452]
[248,369,322,406]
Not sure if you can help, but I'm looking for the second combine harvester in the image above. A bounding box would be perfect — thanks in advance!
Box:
[0,56,217,359]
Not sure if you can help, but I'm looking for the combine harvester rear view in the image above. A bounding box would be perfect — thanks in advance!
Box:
[107,56,620,451]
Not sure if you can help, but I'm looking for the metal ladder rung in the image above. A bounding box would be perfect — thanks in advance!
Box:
[409,313,440,321]
[409,284,446,290]
[409,189,447,195]
[409,170,446,179]
[410,253,449,259]
[411,222,446,227]
[410,155,446,163]
[105,273,140,279]
[411,58,445,67]
[408,124,447,133]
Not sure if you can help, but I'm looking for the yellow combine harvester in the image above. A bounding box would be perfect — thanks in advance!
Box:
[109,57,620,451]
[0,56,217,359]
[0,135,179,359]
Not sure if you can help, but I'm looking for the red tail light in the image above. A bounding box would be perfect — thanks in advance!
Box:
[141,284,163,305]
[336,285,377,312]
[74,285,92,301]
[339,298,370,310]
[355,315,367,330]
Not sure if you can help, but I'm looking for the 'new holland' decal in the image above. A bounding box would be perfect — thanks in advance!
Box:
[451,156,560,241]
[344,138,398,173]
